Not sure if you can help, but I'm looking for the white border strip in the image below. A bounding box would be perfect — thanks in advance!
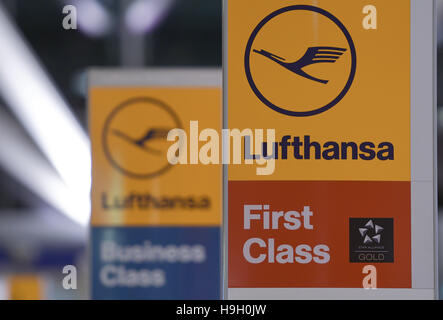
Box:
[222,0,229,300]
[228,288,435,300]
[410,0,437,295]
[88,68,222,87]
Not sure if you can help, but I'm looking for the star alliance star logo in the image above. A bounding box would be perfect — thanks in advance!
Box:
[349,218,394,263]
[359,219,384,244]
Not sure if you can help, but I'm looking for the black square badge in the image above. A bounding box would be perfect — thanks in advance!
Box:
[349,218,394,263]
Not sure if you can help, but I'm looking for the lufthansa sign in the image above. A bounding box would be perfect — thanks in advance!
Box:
[224,0,437,299]
[89,69,222,299]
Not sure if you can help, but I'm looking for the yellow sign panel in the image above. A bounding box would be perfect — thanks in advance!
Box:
[90,86,222,226]
[9,274,43,300]
[227,0,410,181]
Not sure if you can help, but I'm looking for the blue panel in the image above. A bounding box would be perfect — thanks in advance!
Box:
[35,246,85,268]
[91,226,220,300]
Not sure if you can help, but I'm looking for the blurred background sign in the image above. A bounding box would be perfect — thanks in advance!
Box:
[89,69,222,299]
[8,274,44,300]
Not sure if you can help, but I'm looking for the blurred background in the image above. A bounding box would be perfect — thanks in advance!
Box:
[0,0,220,299]
[0,0,440,299]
